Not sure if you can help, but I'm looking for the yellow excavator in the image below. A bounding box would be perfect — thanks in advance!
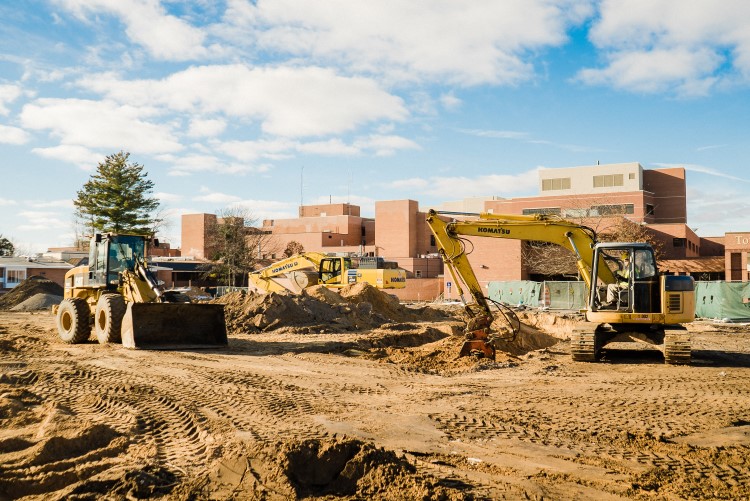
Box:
[249,252,406,293]
[426,209,694,364]
[53,233,227,349]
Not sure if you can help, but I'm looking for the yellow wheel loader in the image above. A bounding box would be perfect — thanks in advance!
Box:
[249,252,407,293]
[426,210,695,364]
[53,233,227,349]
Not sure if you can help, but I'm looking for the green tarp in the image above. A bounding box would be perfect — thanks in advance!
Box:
[695,281,750,321]
[487,280,587,310]
[487,279,750,320]
[487,280,540,307]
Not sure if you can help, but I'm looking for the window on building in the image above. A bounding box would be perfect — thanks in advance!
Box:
[589,204,634,216]
[629,173,635,180]
[645,204,655,216]
[541,178,571,191]
[7,269,26,284]
[562,208,588,218]
[673,238,686,248]
[522,207,561,216]
[361,226,366,236]
[593,174,624,188]
[430,235,436,247]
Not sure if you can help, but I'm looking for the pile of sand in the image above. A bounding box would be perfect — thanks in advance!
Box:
[176,437,467,500]
[0,276,63,310]
[215,283,447,336]
[10,293,62,311]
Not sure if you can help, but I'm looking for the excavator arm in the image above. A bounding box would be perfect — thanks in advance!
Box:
[249,252,330,293]
[426,209,616,358]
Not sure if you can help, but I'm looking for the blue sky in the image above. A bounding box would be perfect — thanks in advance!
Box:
[1,0,749,253]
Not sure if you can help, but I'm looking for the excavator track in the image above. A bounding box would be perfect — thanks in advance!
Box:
[571,326,599,362]
[663,329,691,365]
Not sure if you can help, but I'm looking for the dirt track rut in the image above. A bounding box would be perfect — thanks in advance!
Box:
[1,311,750,499]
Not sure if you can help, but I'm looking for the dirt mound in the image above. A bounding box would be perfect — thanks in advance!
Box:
[10,293,62,311]
[0,276,63,310]
[178,437,469,500]
[367,318,562,374]
[216,289,368,335]
[339,282,412,322]
[215,284,448,336]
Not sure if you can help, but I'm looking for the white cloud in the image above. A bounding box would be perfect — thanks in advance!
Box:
[227,0,594,86]
[578,0,750,94]
[0,198,17,206]
[16,210,69,231]
[31,144,102,169]
[53,0,215,61]
[0,124,31,144]
[154,191,183,203]
[187,118,226,138]
[20,98,182,155]
[354,134,421,156]
[687,187,750,236]
[156,153,270,176]
[232,199,297,221]
[0,84,22,115]
[439,92,462,111]
[219,134,418,161]
[77,65,408,138]
[459,128,529,140]
[389,169,540,199]
[192,190,242,204]
[25,199,74,209]
[654,162,750,182]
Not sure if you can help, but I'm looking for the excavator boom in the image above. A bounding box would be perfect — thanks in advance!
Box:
[426,209,695,364]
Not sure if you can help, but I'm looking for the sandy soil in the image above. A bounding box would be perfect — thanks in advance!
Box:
[1,305,750,500]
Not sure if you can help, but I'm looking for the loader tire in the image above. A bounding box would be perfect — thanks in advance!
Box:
[94,294,126,344]
[57,297,91,344]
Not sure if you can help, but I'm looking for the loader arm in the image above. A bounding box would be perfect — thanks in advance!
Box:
[249,252,330,292]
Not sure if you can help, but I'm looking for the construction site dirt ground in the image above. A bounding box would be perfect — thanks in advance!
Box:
[1,303,750,500]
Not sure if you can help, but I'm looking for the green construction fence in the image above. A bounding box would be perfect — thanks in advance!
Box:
[694,281,750,321]
[487,279,750,321]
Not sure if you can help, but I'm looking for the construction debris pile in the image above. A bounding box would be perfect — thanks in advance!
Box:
[0,276,63,311]
[214,282,448,336]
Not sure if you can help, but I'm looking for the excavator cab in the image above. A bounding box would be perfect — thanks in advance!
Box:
[319,257,348,284]
[589,243,667,314]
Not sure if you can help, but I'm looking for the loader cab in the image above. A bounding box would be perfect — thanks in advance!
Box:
[590,243,659,313]
[89,234,146,289]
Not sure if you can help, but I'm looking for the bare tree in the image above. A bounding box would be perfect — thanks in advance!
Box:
[283,240,305,257]
[521,192,663,279]
[598,216,664,259]
[203,206,280,287]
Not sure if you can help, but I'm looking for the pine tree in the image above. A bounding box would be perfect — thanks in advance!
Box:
[0,235,14,256]
[74,151,161,235]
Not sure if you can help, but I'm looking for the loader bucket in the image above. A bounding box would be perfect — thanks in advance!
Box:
[120,302,228,349]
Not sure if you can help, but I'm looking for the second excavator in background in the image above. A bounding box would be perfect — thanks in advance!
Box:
[426,209,695,364]
[249,252,407,294]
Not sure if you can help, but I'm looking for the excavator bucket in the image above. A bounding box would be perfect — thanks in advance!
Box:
[120,303,227,349]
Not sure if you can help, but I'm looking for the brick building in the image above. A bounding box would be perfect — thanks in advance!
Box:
[180,162,736,300]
